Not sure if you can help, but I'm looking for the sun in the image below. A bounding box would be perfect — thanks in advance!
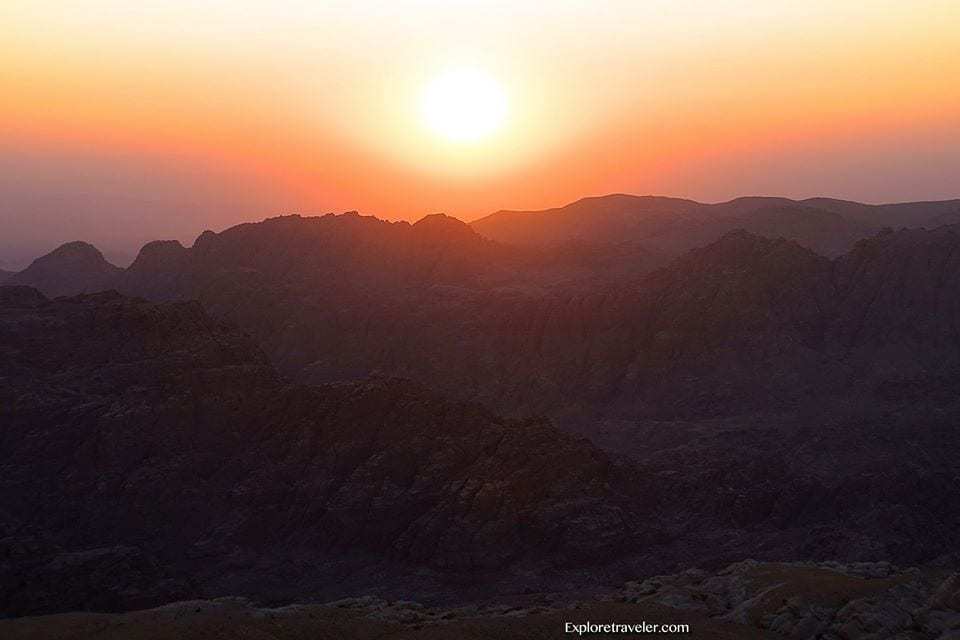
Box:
[420,69,507,142]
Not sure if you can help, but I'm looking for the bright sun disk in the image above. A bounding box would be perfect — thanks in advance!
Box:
[420,69,507,142]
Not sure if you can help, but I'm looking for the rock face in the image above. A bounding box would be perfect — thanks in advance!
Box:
[5,241,121,297]
[0,287,642,616]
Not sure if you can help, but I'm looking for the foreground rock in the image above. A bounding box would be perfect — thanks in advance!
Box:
[4,560,957,639]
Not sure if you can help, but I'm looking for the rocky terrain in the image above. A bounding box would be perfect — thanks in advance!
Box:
[9,203,960,431]
[6,195,960,631]
[0,286,647,617]
[4,560,958,639]
[80,216,960,433]
[3,265,960,623]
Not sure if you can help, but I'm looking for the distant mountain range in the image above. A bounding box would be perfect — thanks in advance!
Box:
[473,194,960,259]
[10,193,960,294]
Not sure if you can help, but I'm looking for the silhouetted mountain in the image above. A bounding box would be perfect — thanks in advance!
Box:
[472,195,702,247]
[5,241,121,297]
[0,287,642,616]
[0,269,11,283]
[117,213,517,298]
[471,194,959,258]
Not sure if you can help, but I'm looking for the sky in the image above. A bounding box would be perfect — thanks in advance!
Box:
[2,1,959,266]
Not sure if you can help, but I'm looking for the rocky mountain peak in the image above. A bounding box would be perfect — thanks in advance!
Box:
[6,241,121,297]
[26,241,115,270]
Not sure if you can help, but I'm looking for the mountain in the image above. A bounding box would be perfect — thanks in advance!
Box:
[8,211,960,630]
[4,241,121,297]
[0,286,643,616]
[12,195,960,303]
[471,195,704,248]
[7,211,953,427]
[471,194,960,258]
[13,211,960,428]
[0,268,11,283]
[7,222,960,615]
[115,219,960,425]
[116,212,522,301]
[116,225,960,572]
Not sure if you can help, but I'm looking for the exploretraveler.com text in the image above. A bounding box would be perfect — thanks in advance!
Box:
[564,621,691,635]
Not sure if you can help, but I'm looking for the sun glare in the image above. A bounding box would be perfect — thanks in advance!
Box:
[420,69,507,143]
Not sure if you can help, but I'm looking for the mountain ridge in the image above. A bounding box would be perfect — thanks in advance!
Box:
[12,211,960,426]
[470,193,960,259]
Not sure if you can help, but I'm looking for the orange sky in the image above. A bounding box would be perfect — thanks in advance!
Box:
[2,1,959,265]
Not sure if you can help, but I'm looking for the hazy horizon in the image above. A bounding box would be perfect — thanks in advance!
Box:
[3,1,959,266]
